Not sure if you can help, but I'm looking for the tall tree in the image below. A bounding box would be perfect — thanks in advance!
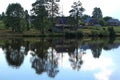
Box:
[24,10,30,31]
[45,0,59,17]
[103,16,112,21]
[69,1,85,28]
[31,0,48,34]
[82,14,90,20]
[92,7,103,20]
[5,3,24,32]
[1,12,5,20]
[69,1,85,17]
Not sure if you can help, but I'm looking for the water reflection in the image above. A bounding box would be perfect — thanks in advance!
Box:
[0,37,120,79]
[4,38,25,68]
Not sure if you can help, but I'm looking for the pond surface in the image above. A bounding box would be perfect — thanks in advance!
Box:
[0,37,120,80]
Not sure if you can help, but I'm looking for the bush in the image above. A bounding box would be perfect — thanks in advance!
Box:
[65,30,83,38]
[65,31,76,38]
[91,29,109,37]
[91,30,99,37]
[99,30,109,37]
[77,30,84,37]
[107,27,116,37]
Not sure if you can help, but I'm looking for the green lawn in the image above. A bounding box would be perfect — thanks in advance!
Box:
[0,21,6,29]
[80,26,120,36]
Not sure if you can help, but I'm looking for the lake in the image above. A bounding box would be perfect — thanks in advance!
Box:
[0,37,120,80]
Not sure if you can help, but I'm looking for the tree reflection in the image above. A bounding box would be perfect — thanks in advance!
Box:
[4,38,25,68]
[89,41,103,58]
[30,38,59,77]
[32,56,46,74]
[69,39,85,71]
[47,47,59,78]
[69,51,84,71]
[0,37,120,78]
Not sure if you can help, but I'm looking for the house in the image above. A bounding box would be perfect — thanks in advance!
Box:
[54,17,75,32]
[84,18,99,26]
[107,19,120,26]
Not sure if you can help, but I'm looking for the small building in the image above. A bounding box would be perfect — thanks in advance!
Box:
[84,18,99,26]
[107,19,120,26]
[54,17,75,32]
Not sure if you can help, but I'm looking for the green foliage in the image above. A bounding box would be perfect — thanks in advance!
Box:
[65,31,76,38]
[99,29,109,37]
[65,30,83,38]
[69,1,85,17]
[79,22,85,26]
[45,0,59,17]
[67,16,76,25]
[0,15,1,20]
[92,7,103,20]
[24,10,30,31]
[99,19,107,26]
[91,28,109,37]
[4,3,25,32]
[103,16,112,21]
[82,14,90,20]
[91,30,99,37]
[107,27,116,37]
[77,30,84,37]
[69,0,85,29]
[31,0,49,34]
[0,12,5,20]
[0,21,6,29]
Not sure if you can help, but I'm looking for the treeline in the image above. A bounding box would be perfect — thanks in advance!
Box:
[0,0,59,33]
[0,0,118,35]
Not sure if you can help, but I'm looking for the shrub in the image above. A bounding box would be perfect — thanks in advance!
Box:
[77,30,84,37]
[91,30,99,37]
[107,27,116,37]
[99,30,109,37]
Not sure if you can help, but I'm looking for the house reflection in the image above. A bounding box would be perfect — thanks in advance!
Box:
[52,38,85,71]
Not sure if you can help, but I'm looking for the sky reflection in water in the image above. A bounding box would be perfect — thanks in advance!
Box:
[0,38,120,80]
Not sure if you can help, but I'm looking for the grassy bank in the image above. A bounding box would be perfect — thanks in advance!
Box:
[0,20,120,37]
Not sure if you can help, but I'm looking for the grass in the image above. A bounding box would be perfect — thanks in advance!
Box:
[0,20,120,37]
[0,21,6,29]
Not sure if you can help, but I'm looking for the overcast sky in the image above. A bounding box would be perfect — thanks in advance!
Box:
[0,0,120,19]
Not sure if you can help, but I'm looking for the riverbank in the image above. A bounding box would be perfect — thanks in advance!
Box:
[0,26,120,37]
[0,29,64,37]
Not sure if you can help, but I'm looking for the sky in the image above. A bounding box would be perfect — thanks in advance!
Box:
[0,0,120,20]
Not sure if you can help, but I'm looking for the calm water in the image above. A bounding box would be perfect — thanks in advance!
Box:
[0,37,120,80]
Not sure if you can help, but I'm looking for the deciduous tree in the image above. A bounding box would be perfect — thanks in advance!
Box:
[5,3,24,32]
[92,7,103,20]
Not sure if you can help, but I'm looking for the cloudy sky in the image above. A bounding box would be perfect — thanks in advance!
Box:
[0,0,120,19]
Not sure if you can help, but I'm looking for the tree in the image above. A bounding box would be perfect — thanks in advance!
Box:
[99,19,106,26]
[82,14,90,20]
[5,3,24,32]
[45,0,59,17]
[24,10,30,31]
[0,12,5,20]
[103,16,112,21]
[92,7,103,20]
[69,1,85,28]
[31,0,49,34]
[108,26,116,37]
[69,1,85,17]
